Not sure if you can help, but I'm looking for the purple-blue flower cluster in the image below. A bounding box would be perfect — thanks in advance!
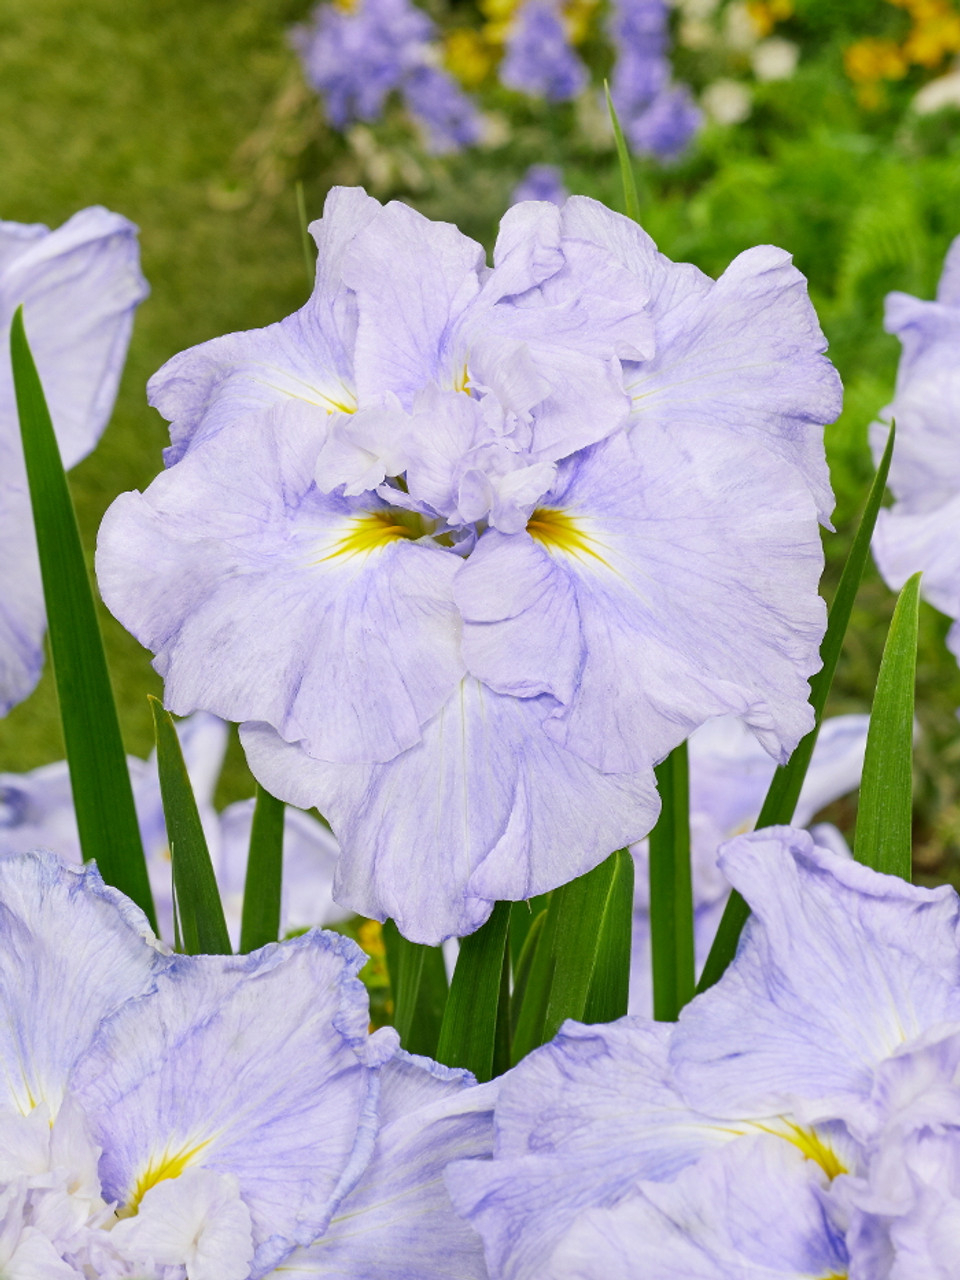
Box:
[96,187,841,945]
[447,830,960,1276]
[292,0,481,153]
[608,0,701,159]
[500,0,588,102]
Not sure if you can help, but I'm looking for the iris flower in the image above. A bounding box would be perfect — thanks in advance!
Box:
[97,188,840,943]
[871,233,960,671]
[0,851,493,1278]
[447,829,960,1277]
[0,207,147,715]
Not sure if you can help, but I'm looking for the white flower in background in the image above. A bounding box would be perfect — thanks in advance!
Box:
[752,36,799,82]
[701,77,752,123]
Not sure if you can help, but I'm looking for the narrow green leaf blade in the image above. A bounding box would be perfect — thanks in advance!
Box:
[436,902,511,1081]
[697,424,897,995]
[648,742,694,1020]
[853,571,921,880]
[239,784,285,953]
[382,921,449,1060]
[10,309,156,929]
[511,849,634,1063]
[150,697,231,955]
[604,81,641,223]
[582,848,635,1026]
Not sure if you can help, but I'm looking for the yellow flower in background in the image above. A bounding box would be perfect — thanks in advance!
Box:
[445,29,495,86]
[746,0,794,40]
[844,0,960,106]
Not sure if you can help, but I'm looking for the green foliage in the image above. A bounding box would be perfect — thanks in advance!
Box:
[150,697,231,956]
[239,784,285,953]
[382,922,449,1060]
[10,311,156,929]
[855,572,922,880]
[649,743,694,1022]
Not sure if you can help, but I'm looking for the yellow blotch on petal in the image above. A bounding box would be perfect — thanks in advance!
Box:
[748,1119,848,1181]
[123,1138,214,1217]
[318,511,418,562]
[527,507,611,568]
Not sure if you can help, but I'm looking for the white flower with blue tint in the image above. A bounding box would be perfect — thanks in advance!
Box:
[629,712,869,1015]
[0,207,148,716]
[871,234,960,671]
[448,830,960,1277]
[98,188,839,944]
[0,850,494,1279]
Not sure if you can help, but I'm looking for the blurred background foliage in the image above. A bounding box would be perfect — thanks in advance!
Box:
[1,0,959,879]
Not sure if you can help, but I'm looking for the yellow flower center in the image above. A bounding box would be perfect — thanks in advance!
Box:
[526,507,611,568]
[122,1137,214,1217]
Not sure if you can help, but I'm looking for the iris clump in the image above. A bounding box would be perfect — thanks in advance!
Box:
[607,0,701,160]
[0,850,493,1279]
[447,830,960,1277]
[96,186,842,944]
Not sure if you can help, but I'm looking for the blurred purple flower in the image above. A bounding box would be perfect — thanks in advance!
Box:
[871,234,960,670]
[607,0,700,160]
[402,63,483,153]
[292,0,481,153]
[510,164,567,206]
[500,1,587,102]
[0,208,147,715]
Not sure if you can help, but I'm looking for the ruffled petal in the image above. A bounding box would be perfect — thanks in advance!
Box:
[149,187,380,464]
[240,679,659,944]
[456,425,825,775]
[70,930,398,1276]
[0,206,148,469]
[671,828,960,1121]
[274,1055,494,1278]
[557,196,840,521]
[96,408,464,765]
[0,851,167,1117]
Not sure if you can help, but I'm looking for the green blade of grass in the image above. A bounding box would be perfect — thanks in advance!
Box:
[853,572,921,880]
[150,696,231,955]
[382,921,449,1060]
[696,424,897,995]
[436,902,511,1082]
[239,783,285,953]
[648,742,694,1021]
[511,848,634,1064]
[10,308,156,929]
[604,81,641,223]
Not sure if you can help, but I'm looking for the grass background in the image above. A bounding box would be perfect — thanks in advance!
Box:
[2,0,959,873]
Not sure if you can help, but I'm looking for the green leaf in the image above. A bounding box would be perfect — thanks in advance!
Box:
[436,902,511,1081]
[382,921,449,1060]
[582,849,635,1026]
[10,309,156,929]
[239,784,285,953]
[696,423,897,995]
[511,848,634,1064]
[295,180,315,291]
[648,742,694,1021]
[853,571,921,880]
[510,907,547,1038]
[149,696,231,955]
[604,81,641,223]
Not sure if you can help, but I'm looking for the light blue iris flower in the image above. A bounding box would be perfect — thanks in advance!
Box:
[500,1,588,102]
[97,189,840,944]
[871,233,960,672]
[0,851,493,1279]
[0,208,148,715]
[447,830,960,1277]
